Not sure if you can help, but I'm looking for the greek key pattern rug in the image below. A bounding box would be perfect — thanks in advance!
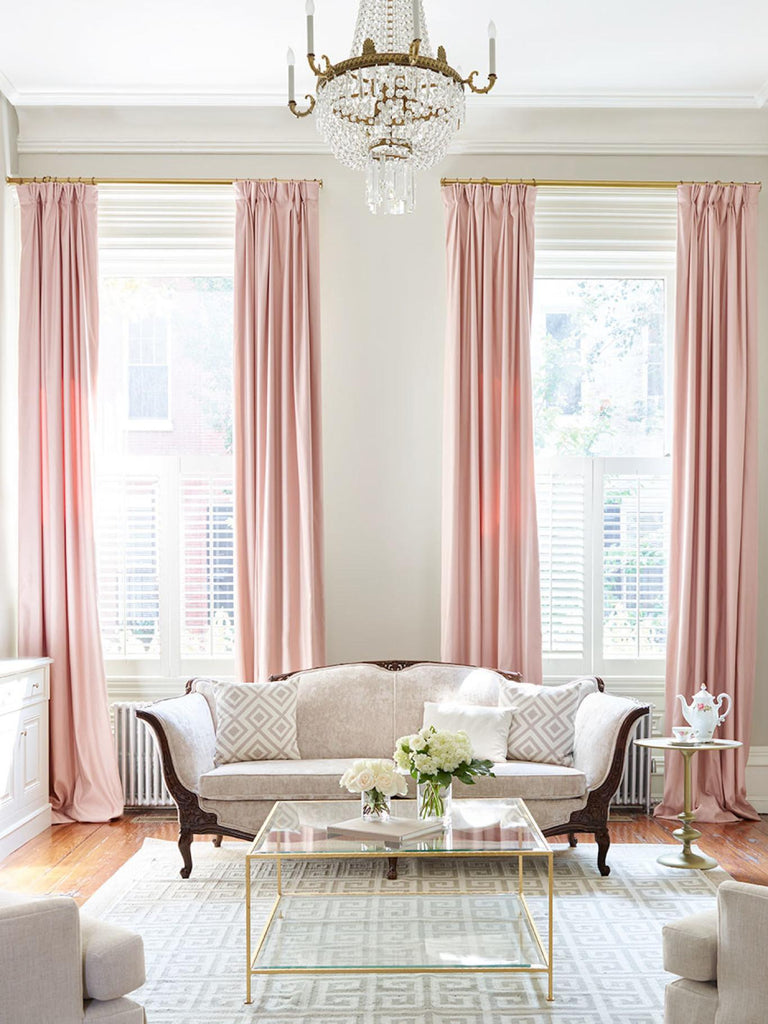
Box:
[81,838,726,1024]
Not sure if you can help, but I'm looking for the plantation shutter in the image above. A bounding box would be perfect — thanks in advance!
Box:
[535,459,588,658]
[95,474,161,658]
[181,474,235,657]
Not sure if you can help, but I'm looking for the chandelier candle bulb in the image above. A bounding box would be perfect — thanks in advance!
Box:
[412,0,420,39]
[488,20,496,76]
[306,0,315,54]
[287,49,296,103]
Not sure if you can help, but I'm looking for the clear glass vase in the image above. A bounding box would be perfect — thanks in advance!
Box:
[361,788,391,822]
[417,780,453,822]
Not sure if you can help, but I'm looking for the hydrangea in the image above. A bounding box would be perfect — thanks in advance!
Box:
[393,725,495,788]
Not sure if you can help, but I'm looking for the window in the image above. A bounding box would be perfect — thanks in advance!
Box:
[533,189,676,682]
[127,316,169,422]
[94,186,236,689]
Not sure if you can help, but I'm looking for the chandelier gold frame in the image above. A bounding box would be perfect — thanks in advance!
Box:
[289,37,496,118]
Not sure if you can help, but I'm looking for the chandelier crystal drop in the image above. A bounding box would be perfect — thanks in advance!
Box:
[287,0,497,214]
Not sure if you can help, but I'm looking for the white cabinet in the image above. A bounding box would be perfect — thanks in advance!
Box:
[0,659,52,861]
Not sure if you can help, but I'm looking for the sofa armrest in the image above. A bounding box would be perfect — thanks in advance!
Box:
[137,692,216,795]
[716,880,768,1022]
[0,891,84,1024]
[663,908,718,981]
[80,914,145,1002]
[572,691,650,792]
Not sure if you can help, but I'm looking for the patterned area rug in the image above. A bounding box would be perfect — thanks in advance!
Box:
[82,838,727,1024]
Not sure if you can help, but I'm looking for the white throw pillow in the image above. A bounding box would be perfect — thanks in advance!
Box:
[422,702,515,762]
[498,678,595,765]
[214,681,301,764]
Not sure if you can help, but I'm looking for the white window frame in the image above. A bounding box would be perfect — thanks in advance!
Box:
[97,185,236,699]
[534,229,676,688]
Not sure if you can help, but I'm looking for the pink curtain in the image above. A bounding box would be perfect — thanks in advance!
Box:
[656,183,759,823]
[234,181,325,681]
[17,183,123,824]
[441,183,542,682]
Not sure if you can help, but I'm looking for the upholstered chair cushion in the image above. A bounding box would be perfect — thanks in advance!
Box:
[422,702,515,761]
[662,908,718,981]
[664,978,718,1024]
[498,679,585,765]
[214,680,301,763]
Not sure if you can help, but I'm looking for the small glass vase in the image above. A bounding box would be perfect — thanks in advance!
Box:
[361,788,391,822]
[417,780,453,823]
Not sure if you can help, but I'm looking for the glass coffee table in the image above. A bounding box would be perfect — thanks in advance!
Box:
[245,797,554,1003]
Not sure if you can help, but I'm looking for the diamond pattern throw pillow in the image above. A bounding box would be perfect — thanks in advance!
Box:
[498,679,588,766]
[214,681,301,764]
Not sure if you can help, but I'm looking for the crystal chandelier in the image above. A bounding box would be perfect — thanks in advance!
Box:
[287,0,497,214]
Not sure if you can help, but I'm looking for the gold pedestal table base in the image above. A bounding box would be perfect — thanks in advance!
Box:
[635,737,742,871]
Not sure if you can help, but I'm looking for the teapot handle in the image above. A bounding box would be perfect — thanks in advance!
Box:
[716,693,732,725]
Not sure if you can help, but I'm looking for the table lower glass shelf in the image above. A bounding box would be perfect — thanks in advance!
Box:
[250,893,548,974]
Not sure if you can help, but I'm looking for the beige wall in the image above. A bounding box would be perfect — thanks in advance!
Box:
[0,95,18,657]
[12,108,768,745]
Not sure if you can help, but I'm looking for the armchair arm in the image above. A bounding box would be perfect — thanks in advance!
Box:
[573,691,650,792]
[0,891,83,1024]
[716,880,768,1022]
[137,691,216,796]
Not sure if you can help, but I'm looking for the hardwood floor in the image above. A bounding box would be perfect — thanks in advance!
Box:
[1,811,767,904]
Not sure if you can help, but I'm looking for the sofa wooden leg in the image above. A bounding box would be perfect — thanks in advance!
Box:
[179,829,194,878]
[212,834,223,848]
[568,834,578,848]
[596,829,611,876]
[386,857,398,880]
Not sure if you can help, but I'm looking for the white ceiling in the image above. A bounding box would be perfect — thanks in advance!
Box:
[1,0,768,109]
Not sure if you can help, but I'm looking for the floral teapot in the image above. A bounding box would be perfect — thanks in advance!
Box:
[676,684,732,742]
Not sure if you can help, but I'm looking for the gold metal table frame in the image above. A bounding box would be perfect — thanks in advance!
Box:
[244,798,554,1004]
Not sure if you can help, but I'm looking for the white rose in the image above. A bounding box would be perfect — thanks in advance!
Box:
[392,771,409,796]
[410,732,427,752]
[355,768,375,791]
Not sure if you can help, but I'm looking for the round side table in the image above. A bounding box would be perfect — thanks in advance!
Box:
[634,737,742,871]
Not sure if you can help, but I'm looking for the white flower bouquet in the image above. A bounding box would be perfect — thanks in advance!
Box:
[339,758,408,820]
[394,726,495,819]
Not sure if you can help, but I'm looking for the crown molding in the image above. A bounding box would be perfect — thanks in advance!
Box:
[447,139,768,156]
[7,84,768,110]
[13,88,289,108]
[17,136,768,156]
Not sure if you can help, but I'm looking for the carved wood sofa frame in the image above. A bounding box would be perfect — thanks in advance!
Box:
[136,660,650,879]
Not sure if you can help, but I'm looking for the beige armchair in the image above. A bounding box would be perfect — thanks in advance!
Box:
[663,879,768,1024]
[0,890,146,1024]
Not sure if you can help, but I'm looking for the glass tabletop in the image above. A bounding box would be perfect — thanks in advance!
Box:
[248,798,550,857]
[251,892,546,971]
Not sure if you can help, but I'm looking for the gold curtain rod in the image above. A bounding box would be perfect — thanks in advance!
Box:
[441,177,761,190]
[6,176,323,187]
